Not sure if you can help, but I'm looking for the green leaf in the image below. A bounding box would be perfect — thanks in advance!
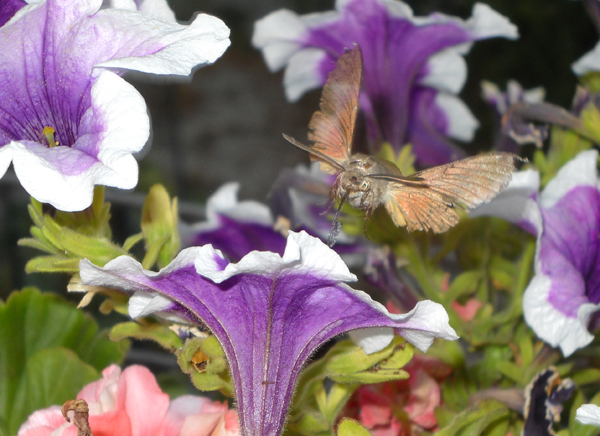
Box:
[110,321,183,350]
[337,418,372,436]
[9,348,99,436]
[571,369,600,386]
[0,288,128,435]
[435,400,509,436]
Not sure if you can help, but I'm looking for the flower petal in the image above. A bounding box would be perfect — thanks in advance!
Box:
[572,40,600,76]
[103,0,176,22]
[95,10,230,76]
[470,169,541,234]
[80,231,457,436]
[576,404,600,426]
[180,183,286,262]
[539,149,599,209]
[0,0,229,210]
[0,0,25,27]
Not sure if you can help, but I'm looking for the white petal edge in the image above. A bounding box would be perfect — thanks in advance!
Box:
[93,70,148,186]
[464,3,518,40]
[80,246,206,289]
[96,12,230,77]
[0,146,13,179]
[576,404,600,426]
[434,93,479,141]
[103,0,176,21]
[470,170,542,232]
[284,48,328,102]
[186,183,274,236]
[252,9,307,72]
[7,71,147,211]
[573,40,600,76]
[539,149,599,209]
[196,230,357,284]
[341,286,458,354]
[129,290,173,318]
[523,274,600,356]
[349,327,395,354]
[420,44,470,94]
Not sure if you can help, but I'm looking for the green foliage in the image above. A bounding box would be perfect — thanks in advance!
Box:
[110,319,233,395]
[337,419,372,436]
[286,337,412,436]
[18,193,130,273]
[141,184,181,269]
[435,400,511,436]
[0,288,128,436]
[175,334,232,394]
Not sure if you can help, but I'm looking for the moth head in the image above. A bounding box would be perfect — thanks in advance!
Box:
[349,175,370,191]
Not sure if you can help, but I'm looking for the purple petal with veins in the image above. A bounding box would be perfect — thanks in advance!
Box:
[80,230,457,436]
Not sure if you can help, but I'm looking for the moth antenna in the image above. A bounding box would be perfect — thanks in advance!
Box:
[282,133,345,172]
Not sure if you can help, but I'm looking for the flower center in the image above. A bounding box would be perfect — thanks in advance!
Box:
[42,126,59,147]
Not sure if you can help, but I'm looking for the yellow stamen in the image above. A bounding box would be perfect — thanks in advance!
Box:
[42,126,59,147]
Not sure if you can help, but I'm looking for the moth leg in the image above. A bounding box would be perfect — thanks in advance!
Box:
[361,208,375,242]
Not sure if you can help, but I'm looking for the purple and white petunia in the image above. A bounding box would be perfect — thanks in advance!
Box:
[79,230,458,436]
[182,178,367,264]
[252,0,518,166]
[0,0,230,211]
[180,182,288,261]
[472,150,600,356]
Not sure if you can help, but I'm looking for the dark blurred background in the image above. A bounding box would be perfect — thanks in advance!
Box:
[0,0,596,299]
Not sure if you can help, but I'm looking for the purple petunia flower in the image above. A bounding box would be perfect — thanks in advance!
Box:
[472,150,600,356]
[79,230,458,436]
[252,0,518,166]
[0,0,230,211]
[181,179,368,265]
[180,182,288,261]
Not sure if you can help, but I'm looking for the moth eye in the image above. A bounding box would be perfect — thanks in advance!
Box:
[361,181,369,190]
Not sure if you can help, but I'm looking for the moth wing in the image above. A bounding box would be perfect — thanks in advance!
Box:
[383,186,461,233]
[307,46,362,173]
[383,153,517,233]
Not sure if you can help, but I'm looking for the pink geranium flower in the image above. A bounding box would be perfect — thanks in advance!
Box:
[18,364,240,436]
